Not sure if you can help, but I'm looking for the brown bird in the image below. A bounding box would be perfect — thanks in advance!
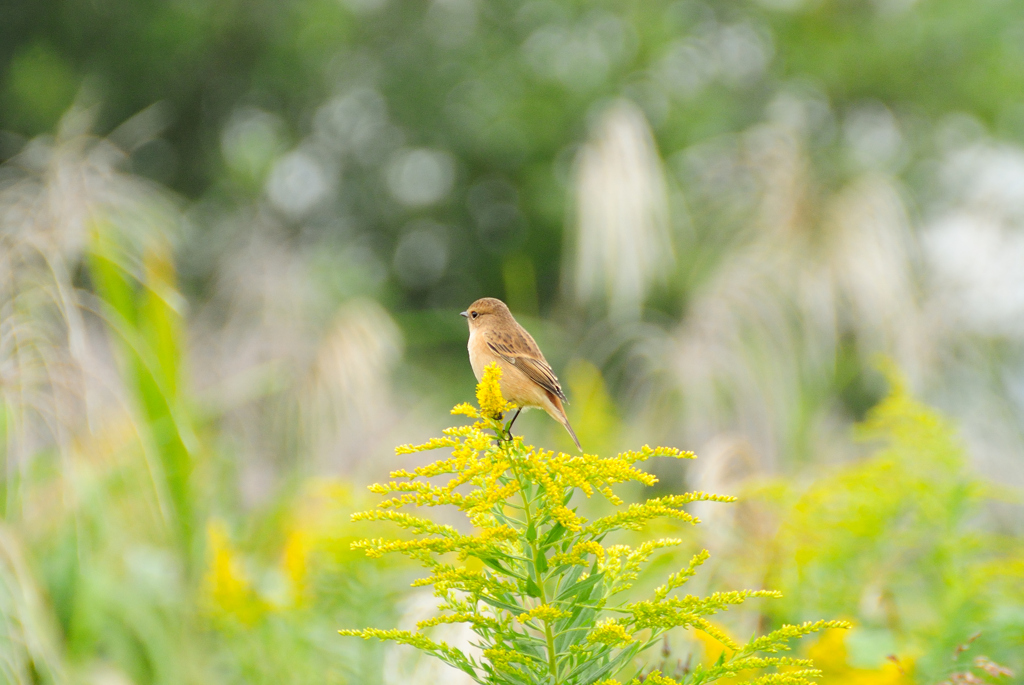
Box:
[461,297,581,451]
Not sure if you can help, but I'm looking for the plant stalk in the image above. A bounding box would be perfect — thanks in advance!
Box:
[510,445,559,682]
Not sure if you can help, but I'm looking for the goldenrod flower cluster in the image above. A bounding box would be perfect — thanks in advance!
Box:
[517,603,571,624]
[587,619,634,646]
[339,364,846,685]
[476,361,516,419]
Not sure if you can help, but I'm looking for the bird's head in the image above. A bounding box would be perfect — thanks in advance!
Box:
[461,297,512,330]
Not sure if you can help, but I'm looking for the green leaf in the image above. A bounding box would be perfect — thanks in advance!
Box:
[556,572,605,602]
[554,607,596,652]
[565,643,641,683]
[87,232,196,557]
[541,523,566,548]
[480,594,523,614]
[525,577,543,598]
[481,552,509,573]
[480,556,513,576]
[555,565,586,593]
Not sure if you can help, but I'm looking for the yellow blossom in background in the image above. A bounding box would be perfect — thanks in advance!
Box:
[281,528,311,606]
[692,625,734,666]
[273,478,357,609]
[807,628,912,685]
[565,359,620,455]
[203,519,267,625]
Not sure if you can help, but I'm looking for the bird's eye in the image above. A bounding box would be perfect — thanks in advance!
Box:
[471,311,479,319]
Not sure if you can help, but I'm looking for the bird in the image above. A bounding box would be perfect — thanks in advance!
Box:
[461,297,581,451]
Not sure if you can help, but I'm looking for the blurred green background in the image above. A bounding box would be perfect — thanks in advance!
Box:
[1,0,1022,683]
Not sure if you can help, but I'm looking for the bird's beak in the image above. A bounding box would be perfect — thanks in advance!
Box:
[460,311,469,318]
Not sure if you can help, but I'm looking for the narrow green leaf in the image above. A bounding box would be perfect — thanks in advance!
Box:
[480,594,522,614]
[556,572,605,602]
[541,523,566,547]
[480,556,511,575]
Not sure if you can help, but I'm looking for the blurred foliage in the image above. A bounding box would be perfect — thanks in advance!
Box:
[89,231,198,558]
[712,368,1024,683]
[0,141,410,682]
[4,0,1023,309]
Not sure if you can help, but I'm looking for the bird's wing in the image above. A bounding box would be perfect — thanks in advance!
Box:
[484,328,567,402]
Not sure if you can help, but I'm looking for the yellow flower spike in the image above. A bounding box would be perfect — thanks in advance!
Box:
[587,619,634,647]
[396,436,460,454]
[451,402,480,418]
[476,362,515,420]
[484,647,533,668]
[550,504,585,532]
[640,672,683,685]
[518,604,571,624]
[551,540,607,567]
[417,612,501,631]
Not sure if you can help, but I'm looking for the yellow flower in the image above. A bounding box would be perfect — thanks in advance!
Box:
[518,603,571,623]
[203,519,267,625]
[477,362,515,420]
[587,619,634,646]
[484,647,532,667]
[551,540,607,566]
[807,628,912,684]
[281,528,311,605]
[451,402,480,418]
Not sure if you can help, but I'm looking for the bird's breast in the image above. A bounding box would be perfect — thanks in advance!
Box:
[467,329,490,381]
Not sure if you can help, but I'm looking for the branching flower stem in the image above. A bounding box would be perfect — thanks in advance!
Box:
[511,453,559,681]
[340,363,847,685]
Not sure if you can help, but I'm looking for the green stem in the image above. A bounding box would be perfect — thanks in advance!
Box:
[511,446,559,683]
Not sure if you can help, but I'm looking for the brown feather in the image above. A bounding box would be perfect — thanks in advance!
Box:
[485,337,567,402]
[462,297,581,451]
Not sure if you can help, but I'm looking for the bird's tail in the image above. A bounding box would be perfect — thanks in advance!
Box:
[546,393,582,451]
[561,415,582,452]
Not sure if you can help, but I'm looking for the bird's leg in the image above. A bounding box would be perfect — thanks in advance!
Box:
[504,407,523,439]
